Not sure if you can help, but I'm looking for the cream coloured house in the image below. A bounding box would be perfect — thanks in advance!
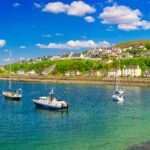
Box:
[108,69,122,77]
[122,65,141,77]
[65,70,81,76]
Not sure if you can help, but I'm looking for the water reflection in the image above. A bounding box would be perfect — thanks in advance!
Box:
[34,107,69,118]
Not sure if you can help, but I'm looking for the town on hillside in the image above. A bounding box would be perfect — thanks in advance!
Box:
[1,41,150,78]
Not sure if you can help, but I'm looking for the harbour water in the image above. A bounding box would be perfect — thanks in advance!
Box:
[0,81,150,150]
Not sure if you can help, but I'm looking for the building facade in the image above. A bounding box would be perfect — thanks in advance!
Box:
[122,65,141,77]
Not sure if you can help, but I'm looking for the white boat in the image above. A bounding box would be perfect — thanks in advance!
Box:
[115,88,124,95]
[33,90,68,111]
[112,94,124,102]
[2,50,22,100]
[33,97,68,111]
[49,88,54,95]
[112,56,124,102]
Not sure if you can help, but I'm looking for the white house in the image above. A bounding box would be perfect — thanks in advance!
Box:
[143,70,150,77]
[70,53,84,59]
[108,69,122,77]
[122,65,141,77]
[27,70,37,75]
[65,70,81,76]
[17,70,25,75]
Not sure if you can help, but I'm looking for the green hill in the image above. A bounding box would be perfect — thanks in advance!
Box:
[115,40,150,47]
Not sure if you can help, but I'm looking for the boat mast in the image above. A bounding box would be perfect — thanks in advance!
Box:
[115,55,120,90]
[9,50,12,90]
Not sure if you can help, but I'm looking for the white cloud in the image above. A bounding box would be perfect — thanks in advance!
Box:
[55,33,64,36]
[33,2,41,8]
[99,5,150,31]
[42,1,96,16]
[12,3,21,8]
[20,57,25,60]
[36,40,111,49]
[84,16,95,23]
[0,40,6,47]
[141,20,150,30]
[42,34,51,37]
[99,41,111,47]
[67,1,96,16]
[42,2,69,14]
[3,58,10,62]
[20,45,26,49]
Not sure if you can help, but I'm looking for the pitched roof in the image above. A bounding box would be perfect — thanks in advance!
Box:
[71,53,81,57]
[60,53,70,58]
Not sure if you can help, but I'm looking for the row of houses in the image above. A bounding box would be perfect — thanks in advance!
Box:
[108,65,148,77]
[65,65,149,78]
[65,70,102,77]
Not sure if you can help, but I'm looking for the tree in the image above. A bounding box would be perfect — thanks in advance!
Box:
[145,44,150,50]
[101,54,109,60]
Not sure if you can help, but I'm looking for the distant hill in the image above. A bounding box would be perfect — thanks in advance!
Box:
[115,40,150,47]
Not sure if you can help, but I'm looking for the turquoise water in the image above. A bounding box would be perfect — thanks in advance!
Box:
[0,81,150,150]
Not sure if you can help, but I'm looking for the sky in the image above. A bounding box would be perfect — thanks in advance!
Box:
[0,0,150,64]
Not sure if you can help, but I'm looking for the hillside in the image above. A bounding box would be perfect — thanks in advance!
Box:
[2,58,150,76]
[115,40,150,47]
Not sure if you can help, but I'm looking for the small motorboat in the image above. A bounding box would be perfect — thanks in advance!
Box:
[33,90,68,111]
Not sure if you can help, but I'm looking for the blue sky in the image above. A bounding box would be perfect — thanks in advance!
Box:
[0,0,150,64]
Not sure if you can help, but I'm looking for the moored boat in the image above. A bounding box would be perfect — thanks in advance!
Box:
[2,50,22,100]
[112,94,124,102]
[112,56,125,102]
[3,91,22,100]
[33,90,68,111]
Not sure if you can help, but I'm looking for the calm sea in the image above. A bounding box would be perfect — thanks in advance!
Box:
[0,81,150,150]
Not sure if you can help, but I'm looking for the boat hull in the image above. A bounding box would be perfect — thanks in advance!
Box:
[4,95,21,101]
[33,101,68,111]
[112,94,124,102]
[2,92,22,101]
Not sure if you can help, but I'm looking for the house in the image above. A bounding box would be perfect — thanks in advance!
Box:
[101,59,112,64]
[92,70,102,76]
[122,65,141,77]
[143,52,150,58]
[17,70,25,75]
[70,53,84,59]
[108,69,122,77]
[65,70,81,76]
[124,54,133,59]
[60,53,71,59]
[27,70,37,75]
[86,70,102,76]
[143,70,150,77]
[51,56,60,60]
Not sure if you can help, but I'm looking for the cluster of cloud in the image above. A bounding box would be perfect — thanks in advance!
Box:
[0,40,6,47]
[84,16,95,23]
[33,2,42,8]
[42,33,64,38]
[42,1,96,16]
[55,33,64,36]
[12,3,21,8]
[36,40,111,49]
[99,5,150,31]
[20,45,26,49]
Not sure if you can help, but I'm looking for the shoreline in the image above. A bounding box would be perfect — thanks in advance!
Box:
[0,76,150,87]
